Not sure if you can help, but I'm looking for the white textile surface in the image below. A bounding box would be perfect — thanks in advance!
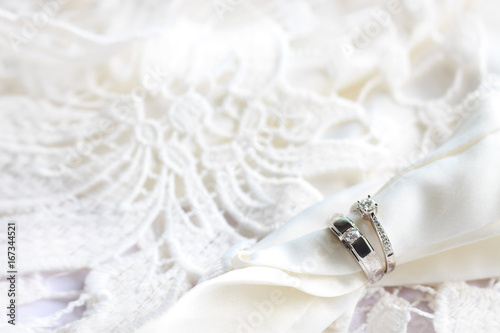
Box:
[0,0,499,332]
[138,93,500,332]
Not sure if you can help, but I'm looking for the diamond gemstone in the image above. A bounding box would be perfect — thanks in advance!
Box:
[343,228,361,243]
[358,196,377,214]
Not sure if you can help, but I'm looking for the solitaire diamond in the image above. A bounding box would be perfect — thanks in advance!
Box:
[343,228,361,243]
[358,196,377,216]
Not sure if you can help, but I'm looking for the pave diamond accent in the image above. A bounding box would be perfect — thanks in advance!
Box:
[358,195,377,216]
[343,227,361,243]
[372,215,393,254]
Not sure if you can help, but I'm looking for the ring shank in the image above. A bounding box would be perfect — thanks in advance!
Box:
[368,212,396,273]
[329,215,384,284]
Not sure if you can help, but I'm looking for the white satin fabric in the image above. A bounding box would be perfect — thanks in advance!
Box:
[136,92,500,332]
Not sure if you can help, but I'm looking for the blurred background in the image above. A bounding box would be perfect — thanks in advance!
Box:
[0,0,499,332]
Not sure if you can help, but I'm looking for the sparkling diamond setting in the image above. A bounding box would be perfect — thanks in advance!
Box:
[343,227,361,243]
[355,195,396,272]
[358,195,378,217]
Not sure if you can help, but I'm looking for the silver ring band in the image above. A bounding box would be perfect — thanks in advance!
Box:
[329,214,384,284]
[357,196,396,273]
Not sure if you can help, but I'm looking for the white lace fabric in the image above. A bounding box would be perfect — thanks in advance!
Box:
[0,0,499,332]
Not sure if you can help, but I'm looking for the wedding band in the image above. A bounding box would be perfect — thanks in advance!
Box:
[357,196,396,273]
[329,214,384,283]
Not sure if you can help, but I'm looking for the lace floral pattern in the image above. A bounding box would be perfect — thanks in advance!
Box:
[0,0,499,331]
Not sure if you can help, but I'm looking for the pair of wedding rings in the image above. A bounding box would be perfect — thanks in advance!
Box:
[329,196,395,283]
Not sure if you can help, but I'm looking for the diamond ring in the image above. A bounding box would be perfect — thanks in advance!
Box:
[328,214,384,283]
[357,195,396,273]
